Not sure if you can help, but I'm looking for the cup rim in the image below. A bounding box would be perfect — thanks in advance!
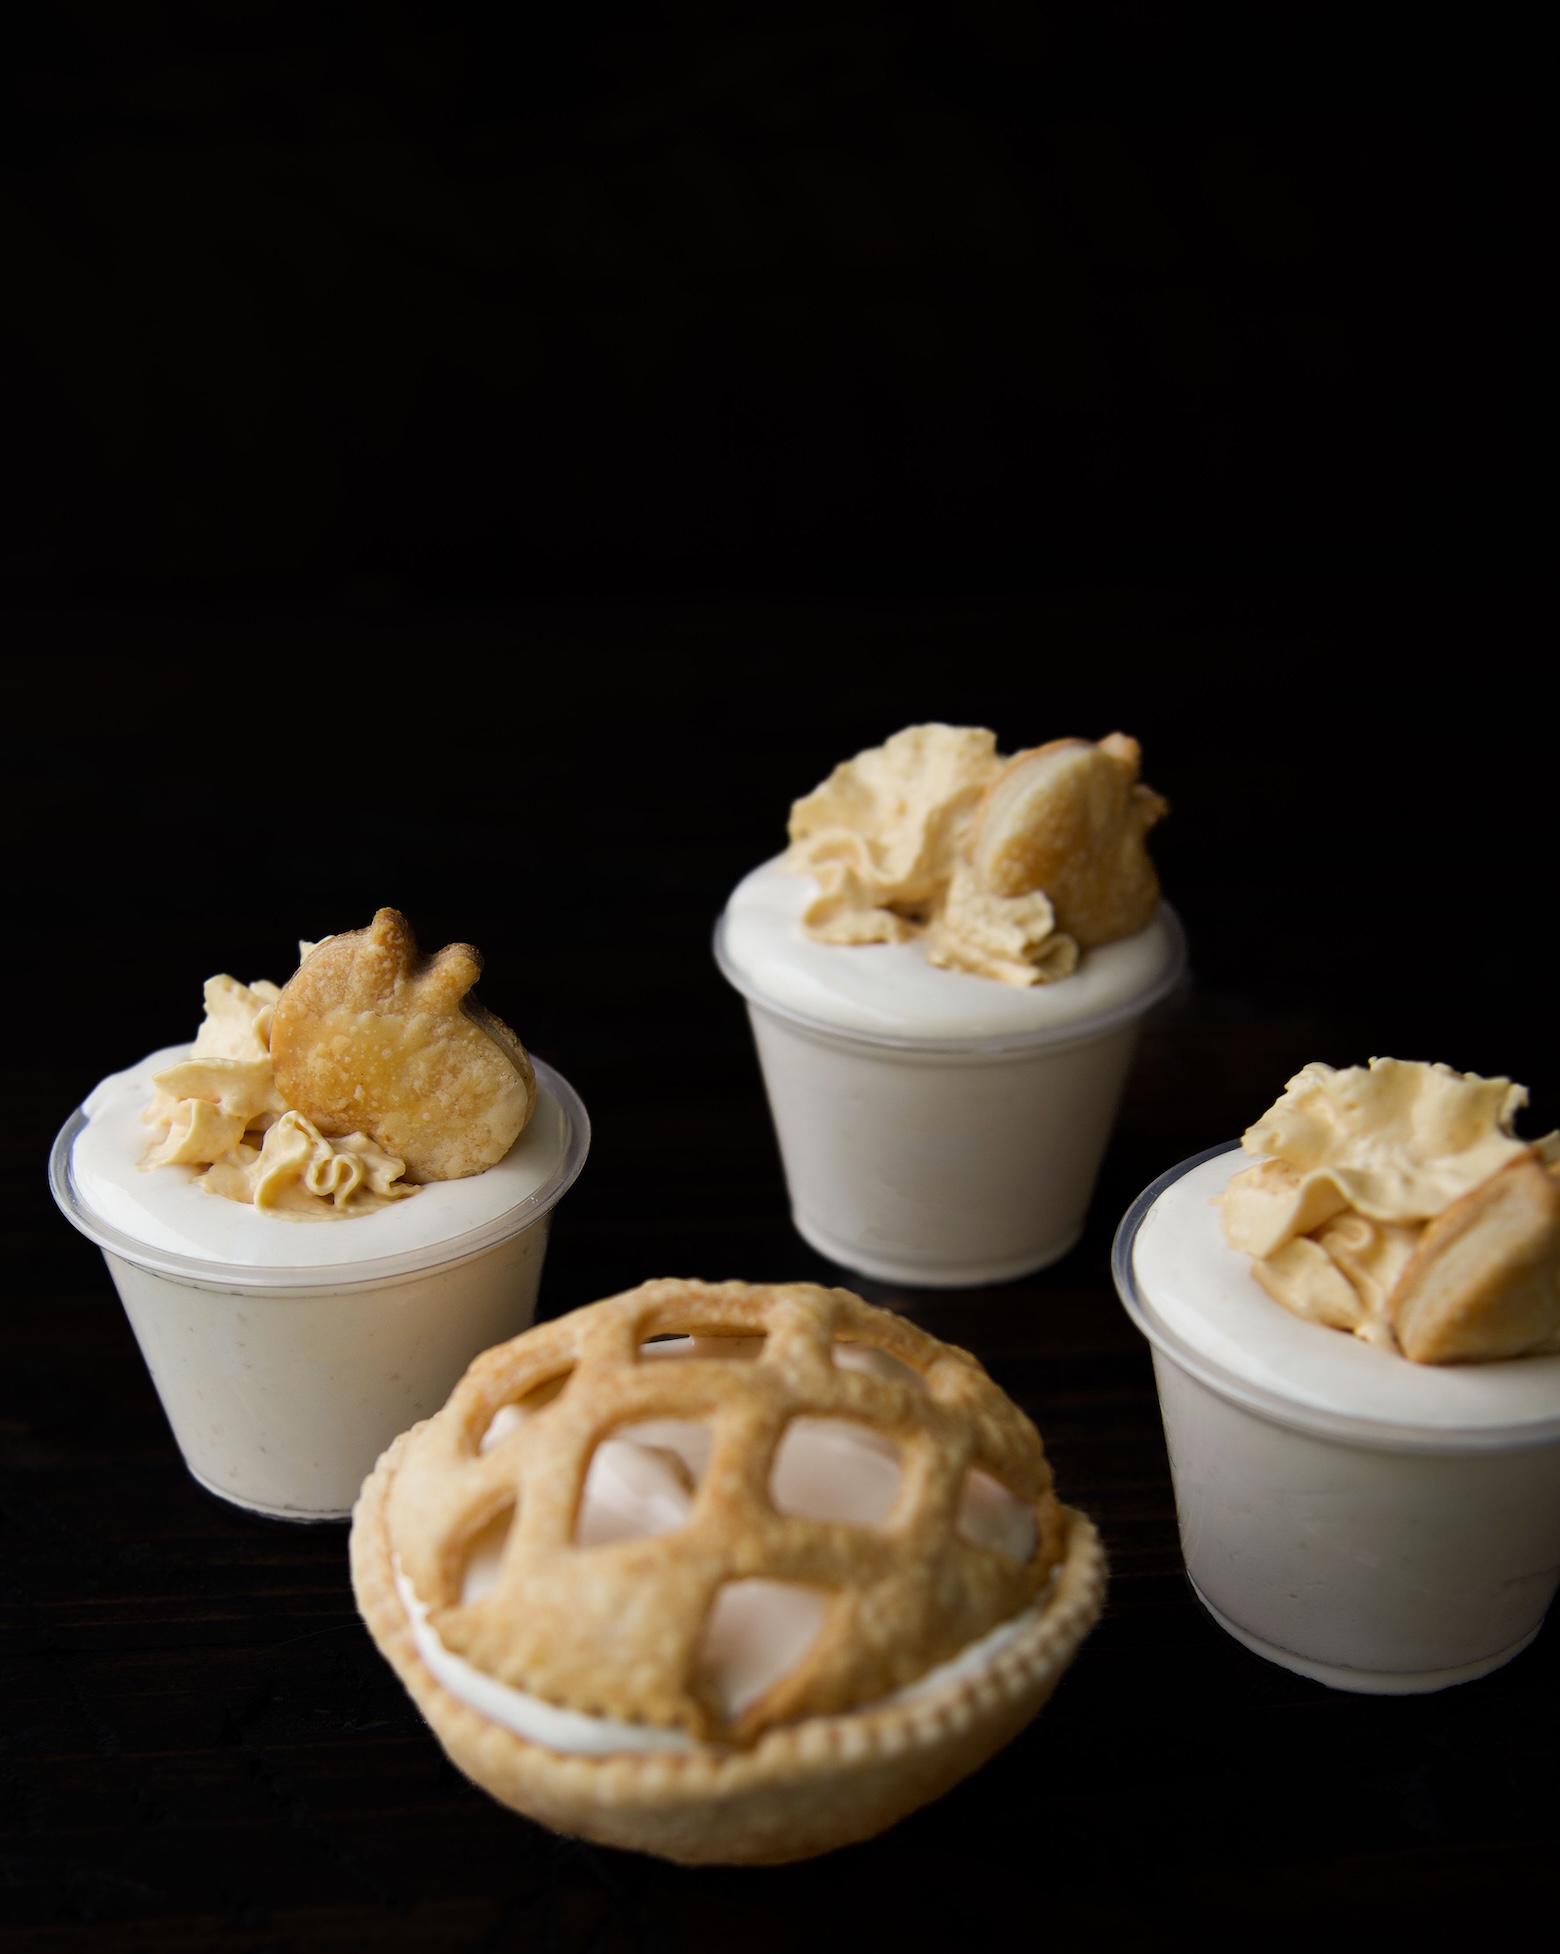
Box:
[713,900,1188,1056]
[1112,1142,1560,1455]
[49,1056,591,1291]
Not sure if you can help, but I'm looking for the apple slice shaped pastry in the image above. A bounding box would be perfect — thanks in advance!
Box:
[270,908,535,1182]
[1390,1154,1560,1363]
[967,733,1168,949]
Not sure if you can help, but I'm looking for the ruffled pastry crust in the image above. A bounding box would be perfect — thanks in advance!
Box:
[271,908,534,1183]
[352,1437,1105,1865]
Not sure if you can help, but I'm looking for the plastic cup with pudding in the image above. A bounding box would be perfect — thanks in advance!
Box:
[51,1049,589,1522]
[1113,1143,1560,1693]
[716,859,1186,1287]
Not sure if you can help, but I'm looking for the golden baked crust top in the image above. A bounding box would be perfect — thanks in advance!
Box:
[385,1279,1065,1746]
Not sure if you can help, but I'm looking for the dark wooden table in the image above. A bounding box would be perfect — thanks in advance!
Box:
[4,629,1556,1951]
[8,1000,1557,1954]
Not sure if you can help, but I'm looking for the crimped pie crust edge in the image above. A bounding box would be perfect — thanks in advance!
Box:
[350,1429,1107,1865]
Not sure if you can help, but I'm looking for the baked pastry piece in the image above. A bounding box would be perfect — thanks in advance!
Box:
[967,734,1167,949]
[780,724,1168,983]
[1223,1058,1560,1361]
[1391,1154,1560,1363]
[271,908,534,1182]
[351,1278,1105,1864]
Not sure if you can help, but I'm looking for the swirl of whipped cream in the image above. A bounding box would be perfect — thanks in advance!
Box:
[1221,1059,1560,1360]
[781,724,1164,987]
[142,966,415,1219]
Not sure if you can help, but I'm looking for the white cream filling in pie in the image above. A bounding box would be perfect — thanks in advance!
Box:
[395,1565,1050,1758]
[394,1337,1044,1756]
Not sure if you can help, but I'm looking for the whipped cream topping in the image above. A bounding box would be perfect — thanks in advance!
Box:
[1221,1061,1559,1358]
[75,1045,571,1269]
[780,724,1165,986]
[397,1337,1043,1754]
[722,858,1180,1041]
[785,725,1005,940]
[1226,1061,1534,1248]
[142,973,416,1219]
[1135,1150,1560,1429]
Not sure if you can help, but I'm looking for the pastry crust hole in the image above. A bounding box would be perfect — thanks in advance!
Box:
[458,1503,515,1604]
[831,1341,925,1389]
[477,1372,571,1452]
[769,1417,904,1527]
[696,1579,830,1718]
[573,1421,709,1546]
[639,1334,766,1362]
[957,1468,1037,1560]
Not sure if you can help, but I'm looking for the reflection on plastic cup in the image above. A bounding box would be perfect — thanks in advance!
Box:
[717,911,1186,1289]
[51,1060,589,1522]
[1114,1146,1560,1693]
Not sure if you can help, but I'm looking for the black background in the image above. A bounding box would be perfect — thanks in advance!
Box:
[3,8,1552,1951]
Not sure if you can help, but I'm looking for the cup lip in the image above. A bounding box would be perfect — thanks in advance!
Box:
[1112,1142,1560,1456]
[49,1056,591,1292]
[712,899,1188,1056]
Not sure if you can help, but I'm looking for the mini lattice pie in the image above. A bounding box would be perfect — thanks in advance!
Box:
[351,1279,1105,1864]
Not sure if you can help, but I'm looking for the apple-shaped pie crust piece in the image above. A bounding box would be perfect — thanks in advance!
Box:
[270,908,535,1182]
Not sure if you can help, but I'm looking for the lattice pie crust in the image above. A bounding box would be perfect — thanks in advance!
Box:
[350,1279,1106,1863]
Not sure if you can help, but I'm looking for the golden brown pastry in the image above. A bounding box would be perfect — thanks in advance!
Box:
[140,972,417,1217]
[1391,1155,1560,1363]
[351,1279,1106,1863]
[1223,1059,1560,1362]
[967,734,1167,949]
[781,724,1168,982]
[271,908,534,1183]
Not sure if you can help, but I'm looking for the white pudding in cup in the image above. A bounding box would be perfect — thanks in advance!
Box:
[1114,1143,1560,1692]
[718,862,1184,1285]
[49,910,590,1522]
[714,724,1185,1288]
[52,1049,588,1521]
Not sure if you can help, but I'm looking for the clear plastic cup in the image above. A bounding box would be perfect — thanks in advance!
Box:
[1113,1144,1560,1693]
[716,908,1186,1287]
[50,1059,589,1522]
